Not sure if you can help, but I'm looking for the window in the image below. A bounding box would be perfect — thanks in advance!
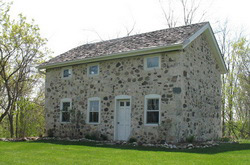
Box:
[60,98,72,123]
[144,55,161,70]
[88,97,100,124]
[62,67,72,79]
[88,64,99,76]
[144,94,161,125]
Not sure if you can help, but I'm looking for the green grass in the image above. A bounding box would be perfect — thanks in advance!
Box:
[0,140,250,165]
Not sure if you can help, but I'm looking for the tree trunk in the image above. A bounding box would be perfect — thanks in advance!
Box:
[16,110,19,138]
[8,113,14,138]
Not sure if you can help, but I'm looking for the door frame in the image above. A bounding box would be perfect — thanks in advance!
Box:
[114,95,132,141]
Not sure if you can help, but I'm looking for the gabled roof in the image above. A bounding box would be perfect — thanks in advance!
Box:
[38,22,227,73]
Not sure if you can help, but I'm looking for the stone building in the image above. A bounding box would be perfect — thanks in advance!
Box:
[38,22,227,143]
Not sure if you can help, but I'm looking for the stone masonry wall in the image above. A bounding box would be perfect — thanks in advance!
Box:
[45,51,183,143]
[180,33,222,141]
[45,33,222,143]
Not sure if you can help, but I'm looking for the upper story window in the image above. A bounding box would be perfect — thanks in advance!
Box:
[144,55,161,70]
[88,64,99,76]
[62,67,72,79]
[144,94,161,125]
[60,98,72,123]
[87,97,100,124]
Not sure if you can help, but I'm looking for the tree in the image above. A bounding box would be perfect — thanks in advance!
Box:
[159,0,208,27]
[0,0,48,137]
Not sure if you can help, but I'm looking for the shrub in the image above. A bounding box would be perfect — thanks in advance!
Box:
[220,136,231,142]
[85,131,101,141]
[47,129,54,137]
[129,137,137,143]
[100,134,108,141]
[186,135,195,143]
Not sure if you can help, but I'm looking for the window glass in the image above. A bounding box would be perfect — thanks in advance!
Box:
[120,102,124,107]
[147,57,159,68]
[147,99,159,110]
[63,69,71,77]
[90,101,99,112]
[126,102,130,106]
[89,112,99,123]
[61,101,70,122]
[89,65,99,75]
[146,111,159,123]
[62,102,70,111]
[146,98,160,124]
[89,100,100,123]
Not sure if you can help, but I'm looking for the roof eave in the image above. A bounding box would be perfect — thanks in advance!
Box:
[37,43,183,70]
[182,23,227,74]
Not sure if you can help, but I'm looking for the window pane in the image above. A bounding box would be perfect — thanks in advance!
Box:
[147,112,159,124]
[89,65,98,75]
[90,100,99,112]
[62,102,70,111]
[147,99,159,110]
[147,57,159,68]
[126,102,130,106]
[62,112,70,122]
[120,102,124,106]
[63,69,70,77]
[89,112,99,123]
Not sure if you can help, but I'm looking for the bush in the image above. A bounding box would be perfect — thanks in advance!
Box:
[47,129,54,137]
[129,137,137,143]
[186,135,195,143]
[85,131,106,141]
[100,134,108,141]
[220,136,231,142]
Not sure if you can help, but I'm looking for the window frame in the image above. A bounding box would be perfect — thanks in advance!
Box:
[60,98,72,123]
[144,94,161,126]
[61,67,72,79]
[144,55,161,70]
[87,63,99,76]
[87,97,101,124]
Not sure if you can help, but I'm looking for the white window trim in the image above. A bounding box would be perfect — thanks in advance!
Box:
[87,63,100,77]
[60,98,72,123]
[144,94,161,126]
[87,97,101,124]
[61,66,72,79]
[144,55,161,70]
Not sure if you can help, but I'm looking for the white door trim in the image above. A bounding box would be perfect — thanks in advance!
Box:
[114,95,131,141]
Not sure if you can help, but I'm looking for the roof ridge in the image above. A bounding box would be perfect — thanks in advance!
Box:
[40,22,209,68]
[76,22,208,47]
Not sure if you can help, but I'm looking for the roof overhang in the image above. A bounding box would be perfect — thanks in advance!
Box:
[37,43,183,70]
[38,23,227,74]
[183,23,227,74]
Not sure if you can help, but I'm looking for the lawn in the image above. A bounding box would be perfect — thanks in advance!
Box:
[0,140,250,165]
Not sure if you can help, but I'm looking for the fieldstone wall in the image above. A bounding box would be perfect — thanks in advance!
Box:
[179,33,222,141]
[45,33,222,143]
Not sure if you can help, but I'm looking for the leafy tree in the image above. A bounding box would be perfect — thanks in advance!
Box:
[0,0,48,137]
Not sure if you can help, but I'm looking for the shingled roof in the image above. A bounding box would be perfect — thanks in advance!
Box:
[39,22,209,68]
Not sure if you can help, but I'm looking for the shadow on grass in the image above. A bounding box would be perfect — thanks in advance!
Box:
[28,139,250,155]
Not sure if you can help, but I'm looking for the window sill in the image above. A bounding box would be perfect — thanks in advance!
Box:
[60,121,71,123]
[87,122,100,125]
[144,123,160,126]
[144,67,161,71]
[88,74,99,77]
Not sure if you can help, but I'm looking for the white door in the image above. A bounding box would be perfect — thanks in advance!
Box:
[116,100,131,141]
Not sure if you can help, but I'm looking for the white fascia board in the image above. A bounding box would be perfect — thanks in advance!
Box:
[182,23,210,48]
[37,43,183,70]
[182,23,227,74]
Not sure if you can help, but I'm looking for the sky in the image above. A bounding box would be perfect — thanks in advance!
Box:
[10,0,250,57]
